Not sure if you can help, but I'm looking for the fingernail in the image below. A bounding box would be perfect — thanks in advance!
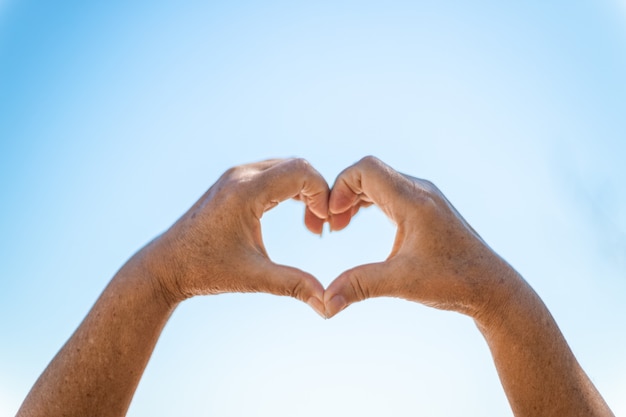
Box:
[326,295,348,318]
[307,297,326,319]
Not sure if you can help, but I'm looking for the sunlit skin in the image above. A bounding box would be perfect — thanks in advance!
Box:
[324,156,614,417]
[17,157,614,417]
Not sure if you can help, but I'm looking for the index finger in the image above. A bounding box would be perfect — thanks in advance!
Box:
[328,156,407,230]
[252,158,330,228]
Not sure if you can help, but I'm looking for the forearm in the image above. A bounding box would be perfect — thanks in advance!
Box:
[17,244,177,417]
[474,270,614,417]
[17,159,329,416]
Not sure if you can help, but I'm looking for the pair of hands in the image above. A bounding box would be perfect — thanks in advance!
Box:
[18,156,614,417]
[147,156,511,321]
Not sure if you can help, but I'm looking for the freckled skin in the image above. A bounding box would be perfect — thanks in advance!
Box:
[17,157,614,417]
[17,158,329,417]
[324,156,614,417]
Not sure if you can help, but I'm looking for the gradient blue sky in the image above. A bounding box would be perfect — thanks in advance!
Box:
[1,1,625,415]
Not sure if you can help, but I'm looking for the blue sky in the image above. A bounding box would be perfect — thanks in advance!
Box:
[1,1,625,415]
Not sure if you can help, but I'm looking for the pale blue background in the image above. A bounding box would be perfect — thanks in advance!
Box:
[1,1,625,415]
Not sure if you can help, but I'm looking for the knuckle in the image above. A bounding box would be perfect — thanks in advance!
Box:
[418,181,445,207]
[221,166,241,181]
[216,167,250,195]
[287,157,311,172]
[359,155,381,169]
[348,273,369,301]
[419,179,441,197]
[399,176,438,208]
[288,278,306,299]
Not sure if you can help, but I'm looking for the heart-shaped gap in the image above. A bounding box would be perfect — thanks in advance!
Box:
[261,199,396,288]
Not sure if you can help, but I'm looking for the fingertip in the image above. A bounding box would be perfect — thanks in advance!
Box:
[295,159,330,220]
[324,294,348,319]
[329,186,356,215]
[295,268,326,303]
[323,277,349,318]
[307,296,327,319]
[304,207,325,235]
[328,211,352,232]
[323,261,390,317]
[307,188,330,220]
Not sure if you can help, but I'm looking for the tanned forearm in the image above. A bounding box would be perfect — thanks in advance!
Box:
[323,156,615,417]
[474,269,614,417]
[17,245,176,417]
[17,158,329,417]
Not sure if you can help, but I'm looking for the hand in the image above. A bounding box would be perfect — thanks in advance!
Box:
[324,156,515,319]
[18,157,614,417]
[145,158,329,317]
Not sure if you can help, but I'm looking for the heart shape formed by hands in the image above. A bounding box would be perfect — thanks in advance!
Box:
[21,156,608,417]
[157,156,506,322]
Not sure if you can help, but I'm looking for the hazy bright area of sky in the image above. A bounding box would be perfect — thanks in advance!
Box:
[1,1,625,416]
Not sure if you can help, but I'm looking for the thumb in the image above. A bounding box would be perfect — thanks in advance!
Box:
[323,262,391,318]
[251,260,326,318]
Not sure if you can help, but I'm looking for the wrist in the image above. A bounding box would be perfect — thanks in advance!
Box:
[470,264,538,333]
[452,248,525,323]
[135,233,190,309]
